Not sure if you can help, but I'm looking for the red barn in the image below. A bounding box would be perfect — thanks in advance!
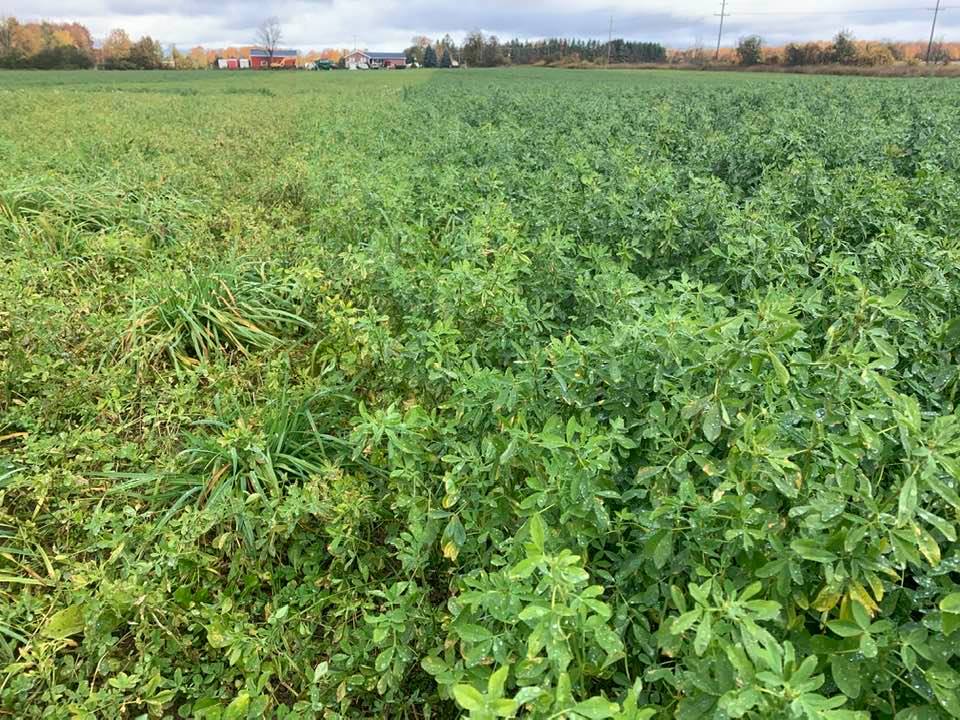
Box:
[249,48,298,69]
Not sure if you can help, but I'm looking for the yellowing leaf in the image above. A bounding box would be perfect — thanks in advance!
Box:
[848,582,879,617]
[41,605,84,640]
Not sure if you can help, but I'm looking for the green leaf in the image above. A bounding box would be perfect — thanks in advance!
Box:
[634,466,664,482]
[694,612,713,656]
[791,539,837,563]
[670,608,702,635]
[594,626,624,657]
[224,692,250,720]
[313,661,329,682]
[826,621,863,638]
[571,696,620,719]
[510,557,539,580]
[720,688,760,718]
[513,686,544,705]
[670,585,687,613]
[375,646,394,672]
[453,684,485,712]
[457,624,493,643]
[940,594,960,614]
[703,404,721,443]
[529,514,546,552]
[743,600,781,620]
[420,656,448,676]
[488,665,509,699]
[41,605,85,640]
[652,531,673,569]
[898,473,918,523]
[928,469,960,510]
[518,604,549,621]
[491,698,519,717]
[768,351,790,386]
[831,655,861,698]
[943,612,960,636]
[0,575,42,586]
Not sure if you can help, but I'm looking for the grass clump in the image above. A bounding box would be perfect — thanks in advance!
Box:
[123,260,312,372]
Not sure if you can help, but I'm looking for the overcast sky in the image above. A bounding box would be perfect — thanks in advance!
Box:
[5,0,959,50]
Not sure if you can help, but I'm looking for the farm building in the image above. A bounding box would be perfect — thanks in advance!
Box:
[216,58,251,70]
[345,51,407,69]
[249,48,299,69]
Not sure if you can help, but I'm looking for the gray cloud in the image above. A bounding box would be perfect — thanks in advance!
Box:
[4,0,958,50]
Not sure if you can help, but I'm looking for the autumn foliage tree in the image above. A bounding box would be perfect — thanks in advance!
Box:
[100,28,165,69]
[0,16,94,68]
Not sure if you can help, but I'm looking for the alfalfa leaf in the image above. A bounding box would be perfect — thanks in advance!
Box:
[42,604,85,640]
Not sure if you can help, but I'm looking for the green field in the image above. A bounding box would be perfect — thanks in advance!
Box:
[3,67,960,719]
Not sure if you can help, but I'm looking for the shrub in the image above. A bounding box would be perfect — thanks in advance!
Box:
[831,30,858,65]
[856,43,895,66]
[737,35,764,66]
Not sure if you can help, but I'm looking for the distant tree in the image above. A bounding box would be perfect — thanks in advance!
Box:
[30,44,93,69]
[856,42,894,66]
[102,28,132,64]
[436,34,455,63]
[187,46,208,69]
[0,16,16,55]
[689,35,707,66]
[485,34,506,66]
[784,43,803,66]
[256,16,283,61]
[462,31,484,67]
[788,41,826,66]
[736,35,763,66]
[831,30,857,65]
[440,48,452,68]
[883,40,904,61]
[128,36,163,69]
[423,45,437,68]
[927,38,952,64]
[63,22,93,51]
[405,35,430,65]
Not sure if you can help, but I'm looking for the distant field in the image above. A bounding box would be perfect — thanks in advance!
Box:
[3,68,960,719]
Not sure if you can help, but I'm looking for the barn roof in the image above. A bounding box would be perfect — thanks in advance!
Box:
[250,48,298,57]
[351,51,406,60]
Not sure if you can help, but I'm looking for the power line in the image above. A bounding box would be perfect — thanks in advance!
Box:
[927,0,943,61]
[715,0,728,59]
[606,15,613,66]
[709,2,955,55]
[728,5,957,14]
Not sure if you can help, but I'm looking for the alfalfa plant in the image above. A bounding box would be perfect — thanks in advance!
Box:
[122,260,312,373]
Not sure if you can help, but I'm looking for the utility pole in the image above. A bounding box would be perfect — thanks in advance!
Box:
[926,0,942,63]
[606,15,614,67]
[715,0,728,61]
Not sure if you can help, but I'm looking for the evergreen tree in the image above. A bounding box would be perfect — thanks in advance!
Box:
[423,45,437,68]
[440,48,452,68]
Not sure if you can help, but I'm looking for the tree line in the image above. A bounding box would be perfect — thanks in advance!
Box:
[729,30,955,67]
[0,18,165,69]
[404,33,666,67]
[1,14,955,71]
